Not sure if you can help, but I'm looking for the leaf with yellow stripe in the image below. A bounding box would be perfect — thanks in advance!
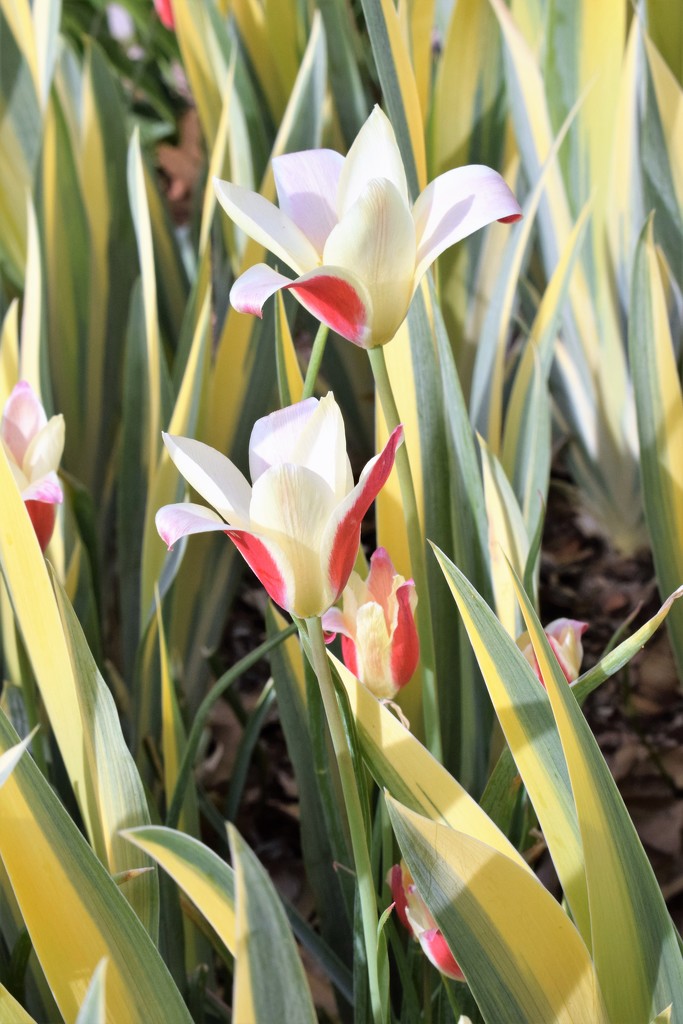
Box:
[509,569,683,1024]
[122,826,235,956]
[387,796,608,1024]
[0,709,191,1024]
[432,545,591,945]
[0,983,36,1024]
[229,824,316,1024]
[0,729,36,789]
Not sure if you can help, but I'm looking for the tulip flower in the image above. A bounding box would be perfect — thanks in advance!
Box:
[517,617,588,687]
[322,547,419,699]
[153,0,174,29]
[156,394,403,618]
[1,381,65,552]
[389,862,465,982]
[214,106,522,348]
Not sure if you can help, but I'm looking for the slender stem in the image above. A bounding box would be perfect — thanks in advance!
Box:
[166,623,297,829]
[304,616,387,1024]
[368,345,442,760]
[302,323,330,399]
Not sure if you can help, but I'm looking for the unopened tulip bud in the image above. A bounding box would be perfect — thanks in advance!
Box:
[322,547,419,699]
[388,862,465,982]
[1,382,64,552]
[517,618,588,687]
[153,0,174,30]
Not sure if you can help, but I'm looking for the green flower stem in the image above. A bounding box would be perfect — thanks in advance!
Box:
[304,616,387,1024]
[368,345,442,760]
[165,623,297,830]
[302,323,330,399]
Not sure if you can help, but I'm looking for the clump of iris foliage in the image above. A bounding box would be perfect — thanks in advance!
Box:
[0,1,682,1022]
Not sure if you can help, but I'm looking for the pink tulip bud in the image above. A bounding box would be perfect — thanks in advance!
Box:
[1,382,64,552]
[517,618,588,687]
[153,0,174,30]
[388,862,465,982]
[322,547,419,699]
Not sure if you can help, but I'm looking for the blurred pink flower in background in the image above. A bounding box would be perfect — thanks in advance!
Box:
[1,382,64,551]
[156,394,402,618]
[389,862,465,982]
[153,0,175,30]
[322,547,419,698]
[517,617,589,687]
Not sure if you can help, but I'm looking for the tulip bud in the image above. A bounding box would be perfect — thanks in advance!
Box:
[322,547,419,699]
[1,382,64,552]
[388,862,465,982]
[517,618,588,687]
[153,0,174,30]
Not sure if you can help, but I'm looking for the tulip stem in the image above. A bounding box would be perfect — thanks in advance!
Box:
[304,616,388,1024]
[302,323,330,399]
[367,345,442,761]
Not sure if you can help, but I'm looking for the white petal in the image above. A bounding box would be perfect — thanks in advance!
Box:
[1,381,48,465]
[23,415,64,483]
[249,398,320,482]
[230,264,293,317]
[156,502,229,549]
[214,177,320,275]
[273,149,344,257]
[162,433,251,526]
[412,165,522,281]
[324,178,416,347]
[290,393,353,501]
[336,106,410,216]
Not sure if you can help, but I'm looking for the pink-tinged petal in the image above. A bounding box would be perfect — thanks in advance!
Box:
[336,106,409,216]
[155,502,230,550]
[388,864,411,932]
[1,381,48,465]
[162,433,251,526]
[228,530,292,613]
[22,475,62,504]
[323,178,416,347]
[154,0,174,29]
[273,149,344,256]
[249,463,337,616]
[412,165,522,281]
[25,500,57,552]
[322,425,404,601]
[547,636,576,683]
[249,398,320,481]
[320,606,352,641]
[340,635,359,679]
[285,266,372,347]
[230,264,294,318]
[290,393,354,500]
[418,929,465,982]
[366,547,396,608]
[390,581,420,688]
[213,178,319,275]
[23,415,65,483]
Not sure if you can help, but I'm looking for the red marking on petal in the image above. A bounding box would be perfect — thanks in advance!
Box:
[25,500,56,552]
[390,583,420,688]
[328,425,403,599]
[286,275,367,344]
[547,636,574,683]
[341,635,359,678]
[498,213,523,224]
[228,530,289,611]
[422,929,465,982]
[388,865,411,931]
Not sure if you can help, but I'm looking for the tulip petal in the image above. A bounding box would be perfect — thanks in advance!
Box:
[22,474,63,504]
[390,581,419,687]
[412,165,523,282]
[23,415,65,484]
[249,398,320,481]
[249,463,338,617]
[355,601,394,697]
[228,530,293,612]
[320,606,351,640]
[162,433,251,526]
[273,149,344,256]
[213,178,320,275]
[290,393,354,500]
[418,929,465,982]
[25,499,57,552]
[322,425,404,602]
[336,106,409,216]
[366,547,397,609]
[323,178,416,347]
[155,502,230,549]
[1,381,48,465]
[285,266,373,347]
[230,264,294,318]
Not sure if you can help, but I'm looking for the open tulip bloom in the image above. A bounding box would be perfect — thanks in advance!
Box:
[215,106,522,348]
[156,394,403,619]
[1,381,65,551]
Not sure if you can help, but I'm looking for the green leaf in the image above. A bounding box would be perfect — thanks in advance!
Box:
[75,960,107,1024]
